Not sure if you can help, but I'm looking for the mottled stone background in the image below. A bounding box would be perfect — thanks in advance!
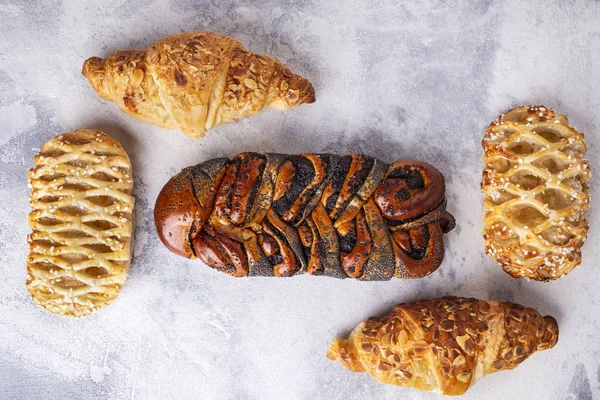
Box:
[1,0,599,399]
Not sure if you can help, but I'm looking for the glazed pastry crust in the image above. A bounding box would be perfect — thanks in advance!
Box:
[26,130,134,317]
[327,296,558,396]
[82,32,315,138]
[154,153,455,279]
[482,105,590,281]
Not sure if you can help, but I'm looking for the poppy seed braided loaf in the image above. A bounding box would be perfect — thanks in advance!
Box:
[154,153,455,279]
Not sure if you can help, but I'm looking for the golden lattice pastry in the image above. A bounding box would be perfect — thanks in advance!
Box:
[27,130,134,317]
[482,105,590,281]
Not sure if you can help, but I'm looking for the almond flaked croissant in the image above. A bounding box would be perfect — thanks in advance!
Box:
[327,296,558,396]
[482,105,590,281]
[154,152,455,279]
[82,32,315,138]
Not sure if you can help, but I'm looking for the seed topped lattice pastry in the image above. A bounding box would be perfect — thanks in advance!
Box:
[27,130,134,317]
[482,105,590,281]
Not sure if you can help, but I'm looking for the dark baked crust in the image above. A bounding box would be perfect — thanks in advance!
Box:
[154,153,455,279]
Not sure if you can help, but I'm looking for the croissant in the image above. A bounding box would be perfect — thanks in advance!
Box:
[327,296,558,396]
[154,152,455,279]
[82,32,315,138]
[482,105,590,281]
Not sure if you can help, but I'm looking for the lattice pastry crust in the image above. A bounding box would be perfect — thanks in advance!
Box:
[27,130,134,316]
[482,105,590,281]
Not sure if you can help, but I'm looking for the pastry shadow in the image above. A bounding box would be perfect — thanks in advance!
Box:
[318,128,454,169]
[489,277,564,322]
